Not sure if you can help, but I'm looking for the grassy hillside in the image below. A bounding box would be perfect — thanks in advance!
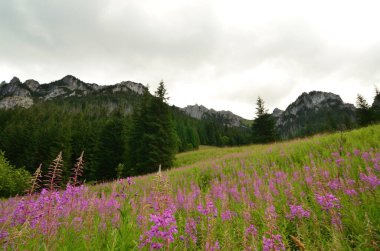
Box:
[1,125,379,250]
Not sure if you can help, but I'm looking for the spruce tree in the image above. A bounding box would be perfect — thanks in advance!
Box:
[127,81,177,175]
[372,87,380,122]
[356,94,373,126]
[251,96,277,143]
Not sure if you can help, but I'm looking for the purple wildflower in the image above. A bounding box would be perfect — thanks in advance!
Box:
[197,198,217,217]
[206,240,220,251]
[126,177,134,185]
[262,234,285,251]
[265,205,278,221]
[245,224,258,237]
[327,178,341,191]
[315,193,341,210]
[185,218,197,244]
[353,149,360,156]
[360,173,380,189]
[139,208,178,249]
[287,204,310,220]
[361,152,371,161]
[344,189,358,196]
[221,210,235,221]
[0,230,8,239]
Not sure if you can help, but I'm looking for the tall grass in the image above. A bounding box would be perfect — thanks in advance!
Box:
[0,125,379,250]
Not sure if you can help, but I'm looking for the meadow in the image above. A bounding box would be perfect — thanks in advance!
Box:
[1,125,379,250]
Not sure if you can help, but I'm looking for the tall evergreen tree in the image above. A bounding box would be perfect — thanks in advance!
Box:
[251,96,277,143]
[127,81,177,175]
[94,113,126,180]
[356,94,373,126]
[372,87,380,122]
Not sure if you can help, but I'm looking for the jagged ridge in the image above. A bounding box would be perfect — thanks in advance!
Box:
[181,104,246,127]
[0,75,147,109]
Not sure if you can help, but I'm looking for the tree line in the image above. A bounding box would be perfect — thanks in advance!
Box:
[0,82,251,185]
[0,83,379,192]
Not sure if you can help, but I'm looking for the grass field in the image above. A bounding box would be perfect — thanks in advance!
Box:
[1,125,379,250]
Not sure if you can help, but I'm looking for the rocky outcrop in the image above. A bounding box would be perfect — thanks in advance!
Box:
[275,91,356,139]
[0,75,148,109]
[0,96,33,109]
[24,79,40,92]
[0,77,31,97]
[271,108,284,119]
[181,104,244,127]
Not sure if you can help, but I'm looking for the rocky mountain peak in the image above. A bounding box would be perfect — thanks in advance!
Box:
[181,104,244,127]
[182,104,210,120]
[0,75,150,109]
[24,79,40,92]
[61,75,77,84]
[284,91,354,117]
[276,91,356,139]
[114,81,147,95]
[272,108,284,118]
[10,77,21,84]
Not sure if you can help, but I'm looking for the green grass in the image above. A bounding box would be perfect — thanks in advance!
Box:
[1,124,379,250]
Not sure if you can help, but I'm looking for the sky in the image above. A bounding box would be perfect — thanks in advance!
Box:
[1,0,380,119]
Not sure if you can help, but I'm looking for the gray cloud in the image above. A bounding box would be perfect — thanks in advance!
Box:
[1,0,379,118]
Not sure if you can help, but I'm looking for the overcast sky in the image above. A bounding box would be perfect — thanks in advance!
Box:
[1,0,379,119]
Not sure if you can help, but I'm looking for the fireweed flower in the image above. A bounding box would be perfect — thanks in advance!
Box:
[315,193,341,210]
[265,205,278,222]
[287,204,310,220]
[245,224,258,237]
[344,189,358,196]
[262,234,285,251]
[197,198,217,217]
[361,152,371,161]
[139,208,178,249]
[353,149,360,156]
[185,217,197,244]
[327,178,342,191]
[0,230,8,239]
[221,210,236,221]
[206,240,220,251]
[360,173,380,189]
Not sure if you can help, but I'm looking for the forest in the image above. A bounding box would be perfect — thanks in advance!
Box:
[0,85,251,186]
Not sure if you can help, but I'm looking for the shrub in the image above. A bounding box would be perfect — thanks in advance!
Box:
[0,151,31,197]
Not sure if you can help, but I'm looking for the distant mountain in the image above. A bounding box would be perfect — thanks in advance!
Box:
[0,76,370,139]
[0,75,250,128]
[273,91,356,139]
[181,104,247,127]
[0,75,147,110]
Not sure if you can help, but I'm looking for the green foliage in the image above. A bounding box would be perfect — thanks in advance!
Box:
[356,94,374,126]
[251,96,277,143]
[127,83,178,174]
[1,124,380,249]
[372,88,380,122]
[0,151,31,197]
[0,87,253,181]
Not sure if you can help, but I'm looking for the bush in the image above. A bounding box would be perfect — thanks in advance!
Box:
[0,151,31,197]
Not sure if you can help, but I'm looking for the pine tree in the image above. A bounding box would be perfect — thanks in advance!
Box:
[94,113,126,180]
[372,87,380,122]
[356,94,373,126]
[127,82,177,175]
[251,96,277,143]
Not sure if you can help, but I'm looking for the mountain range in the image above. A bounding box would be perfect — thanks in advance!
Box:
[0,75,365,138]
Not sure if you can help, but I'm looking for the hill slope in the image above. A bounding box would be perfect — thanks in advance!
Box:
[0,125,379,250]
